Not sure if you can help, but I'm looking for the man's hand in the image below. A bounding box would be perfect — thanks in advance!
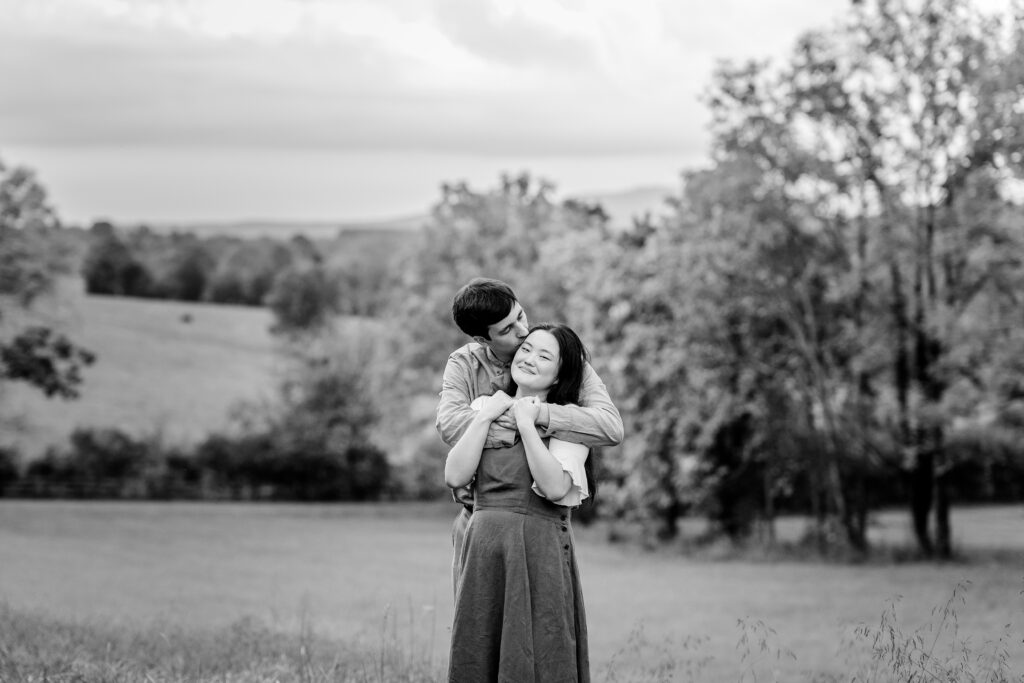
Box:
[492,407,517,433]
[477,391,514,422]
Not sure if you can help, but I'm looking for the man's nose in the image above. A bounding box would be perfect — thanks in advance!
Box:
[516,324,529,338]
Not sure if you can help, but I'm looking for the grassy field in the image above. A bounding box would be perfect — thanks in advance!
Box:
[5,295,281,458]
[1,501,1022,681]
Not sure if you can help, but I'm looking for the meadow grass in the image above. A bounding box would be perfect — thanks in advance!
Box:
[0,602,442,682]
[1,501,1022,681]
[1,578,1021,682]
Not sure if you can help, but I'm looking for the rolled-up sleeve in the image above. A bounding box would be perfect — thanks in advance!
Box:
[436,350,516,449]
[542,363,624,448]
[532,439,589,507]
[436,352,476,447]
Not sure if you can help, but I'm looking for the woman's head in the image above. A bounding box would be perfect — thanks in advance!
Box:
[509,323,589,405]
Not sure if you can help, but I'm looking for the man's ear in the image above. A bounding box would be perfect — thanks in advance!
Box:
[472,335,489,346]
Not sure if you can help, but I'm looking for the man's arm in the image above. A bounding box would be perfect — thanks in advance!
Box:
[535,363,624,448]
[436,352,516,449]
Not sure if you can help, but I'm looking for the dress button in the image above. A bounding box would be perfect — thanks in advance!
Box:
[560,515,566,521]
[563,544,569,550]
[561,526,567,532]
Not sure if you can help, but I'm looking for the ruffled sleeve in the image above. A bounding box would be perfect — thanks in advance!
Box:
[532,438,590,507]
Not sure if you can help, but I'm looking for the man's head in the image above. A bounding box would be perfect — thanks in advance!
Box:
[452,278,529,362]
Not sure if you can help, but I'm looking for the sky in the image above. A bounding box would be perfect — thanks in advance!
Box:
[0,0,861,225]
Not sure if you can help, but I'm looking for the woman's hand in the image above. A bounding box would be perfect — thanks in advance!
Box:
[476,391,514,422]
[512,396,541,427]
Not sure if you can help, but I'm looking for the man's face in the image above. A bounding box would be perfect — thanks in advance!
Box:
[478,301,529,362]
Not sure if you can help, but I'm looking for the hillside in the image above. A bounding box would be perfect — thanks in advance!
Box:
[4,296,282,459]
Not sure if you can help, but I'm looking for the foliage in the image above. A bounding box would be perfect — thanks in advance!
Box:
[10,421,391,502]
[392,172,611,388]
[0,325,95,398]
[0,155,96,403]
[205,238,295,305]
[266,264,340,335]
[324,229,407,317]
[192,319,394,502]
[0,160,68,307]
[653,0,1024,555]
[74,221,400,313]
[81,221,153,296]
[20,428,152,498]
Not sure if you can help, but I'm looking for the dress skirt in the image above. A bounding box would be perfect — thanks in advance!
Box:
[448,441,589,683]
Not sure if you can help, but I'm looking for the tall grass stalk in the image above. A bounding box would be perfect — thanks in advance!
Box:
[1,579,1020,682]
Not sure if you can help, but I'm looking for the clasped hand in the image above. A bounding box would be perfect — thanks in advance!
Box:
[511,395,540,426]
[477,392,541,429]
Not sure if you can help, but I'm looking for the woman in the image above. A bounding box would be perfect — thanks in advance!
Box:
[445,323,593,683]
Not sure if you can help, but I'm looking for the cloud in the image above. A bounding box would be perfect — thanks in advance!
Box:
[431,0,597,70]
[0,0,858,161]
[0,1,705,156]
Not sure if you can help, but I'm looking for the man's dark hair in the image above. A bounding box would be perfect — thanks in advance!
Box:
[452,278,518,339]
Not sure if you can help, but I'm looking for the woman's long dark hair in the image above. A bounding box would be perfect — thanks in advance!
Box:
[508,323,597,502]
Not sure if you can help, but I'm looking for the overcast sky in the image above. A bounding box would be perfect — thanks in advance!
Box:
[0,0,859,225]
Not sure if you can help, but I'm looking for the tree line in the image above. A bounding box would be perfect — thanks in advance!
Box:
[79,220,402,316]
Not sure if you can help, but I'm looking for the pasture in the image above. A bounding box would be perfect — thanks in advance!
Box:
[1,501,1022,681]
[5,294,280,458]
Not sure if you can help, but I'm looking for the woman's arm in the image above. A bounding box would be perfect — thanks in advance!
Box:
[444,391,513,488]
[513,397,574,501]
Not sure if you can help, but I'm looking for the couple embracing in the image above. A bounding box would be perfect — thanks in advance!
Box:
[436,278,624,683]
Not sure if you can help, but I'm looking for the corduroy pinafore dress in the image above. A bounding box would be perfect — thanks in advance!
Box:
[448,439,589,683]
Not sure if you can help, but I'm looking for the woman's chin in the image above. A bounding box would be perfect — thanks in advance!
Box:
[512,375,542,394]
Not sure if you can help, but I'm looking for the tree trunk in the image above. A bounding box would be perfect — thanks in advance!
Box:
[890,259,928,551]
[934,478,951,559]
[655,499,680,541]
[910,449,934,556]
[843,469,869,554]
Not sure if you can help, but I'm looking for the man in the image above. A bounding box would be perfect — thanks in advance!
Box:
[436,277,624,594]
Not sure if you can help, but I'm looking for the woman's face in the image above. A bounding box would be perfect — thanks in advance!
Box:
[511,329,561,394]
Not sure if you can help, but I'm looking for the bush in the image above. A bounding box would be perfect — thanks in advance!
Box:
[19,428,159,498]
[194,431,392,502]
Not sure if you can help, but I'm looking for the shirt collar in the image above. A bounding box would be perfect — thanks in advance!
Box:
[478,343,511,368]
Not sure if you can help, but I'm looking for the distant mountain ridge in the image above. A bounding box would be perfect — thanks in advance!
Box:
[570,185,676,228]
[139,185,676,239]
[143,214,429,240]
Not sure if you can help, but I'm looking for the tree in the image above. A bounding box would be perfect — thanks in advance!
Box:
[265,265,340,335]
[82,221,152,296]
[205,239,294,305]
[0,156,95,401]
[0,326,95,399]
[393,172,609,383]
